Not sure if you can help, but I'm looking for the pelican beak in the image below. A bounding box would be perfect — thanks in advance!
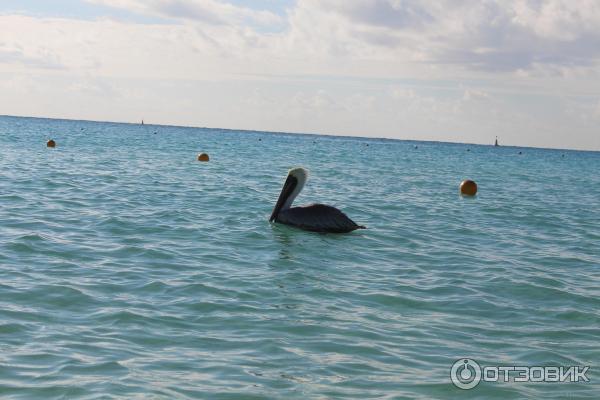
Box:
[270,174,297,222]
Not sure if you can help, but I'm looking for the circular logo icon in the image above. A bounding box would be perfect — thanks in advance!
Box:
[450,358,482,390]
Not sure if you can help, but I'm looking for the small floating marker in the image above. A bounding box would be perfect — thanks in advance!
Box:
[460,180,478,196]
[518,151,522,155]
[414,145,418,149]
[197,153,210,162]
[47,139,56,148]
[467,148,471,152]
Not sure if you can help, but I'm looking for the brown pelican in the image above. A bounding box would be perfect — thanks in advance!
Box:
[269,168,365,233]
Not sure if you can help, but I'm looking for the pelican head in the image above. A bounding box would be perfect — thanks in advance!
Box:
[269,167,308,222]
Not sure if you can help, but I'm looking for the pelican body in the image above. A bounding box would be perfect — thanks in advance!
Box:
[270,168,365,233]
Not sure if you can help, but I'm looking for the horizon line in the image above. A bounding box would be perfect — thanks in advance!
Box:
[1,113,597,153]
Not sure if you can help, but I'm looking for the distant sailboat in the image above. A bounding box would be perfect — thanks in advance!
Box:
[494,136,499,147]
[141,120,145,125]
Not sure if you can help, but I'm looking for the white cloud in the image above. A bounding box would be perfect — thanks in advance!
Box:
[0,44,65,70]
[7,1,600,77]
[462,89,489,102]
[512,0,600,40]
[286,0,600,72]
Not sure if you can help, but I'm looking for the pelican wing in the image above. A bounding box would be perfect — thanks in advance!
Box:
[277,204,365,233]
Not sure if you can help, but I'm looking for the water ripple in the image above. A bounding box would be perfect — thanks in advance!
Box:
[0,116,598,398]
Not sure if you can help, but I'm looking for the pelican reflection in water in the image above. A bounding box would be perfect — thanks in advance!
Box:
[269,167,365,233]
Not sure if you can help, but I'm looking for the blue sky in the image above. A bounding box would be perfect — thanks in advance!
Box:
[0,0,173,23]
[1,0,127,18]
[1,0,599,150]
[0,0,295,23]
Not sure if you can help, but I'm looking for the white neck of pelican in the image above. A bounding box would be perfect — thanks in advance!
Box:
[282,168,307,210]
[270,167,308,222]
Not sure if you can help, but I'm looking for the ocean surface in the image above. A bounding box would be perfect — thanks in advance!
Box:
[0,115,598,399]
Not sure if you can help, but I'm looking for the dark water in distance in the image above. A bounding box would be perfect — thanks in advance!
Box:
[0,115,599,399]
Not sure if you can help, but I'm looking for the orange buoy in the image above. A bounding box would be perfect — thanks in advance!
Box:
[197,153,210,162]
[460,180,477,196]
[47,139,56,148]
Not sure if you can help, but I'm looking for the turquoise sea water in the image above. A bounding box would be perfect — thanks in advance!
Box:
[0,115,598,399]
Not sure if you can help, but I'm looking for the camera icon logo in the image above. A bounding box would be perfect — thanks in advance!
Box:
[451,358,482,390]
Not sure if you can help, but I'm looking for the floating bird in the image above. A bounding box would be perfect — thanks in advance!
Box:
[270,168,365,233]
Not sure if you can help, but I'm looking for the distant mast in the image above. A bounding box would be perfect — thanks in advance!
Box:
[141,119,144,125]
[494,136,499,147]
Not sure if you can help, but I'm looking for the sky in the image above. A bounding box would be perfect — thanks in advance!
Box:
[1,1,599,150]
